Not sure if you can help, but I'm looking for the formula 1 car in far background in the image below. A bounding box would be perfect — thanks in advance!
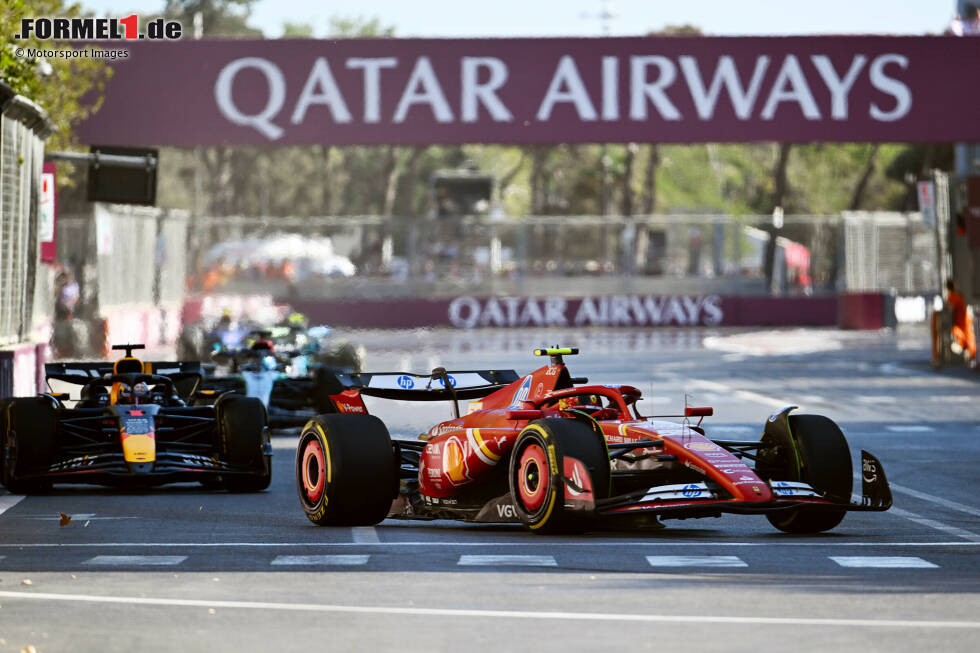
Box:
[198,326,361,429]
[0,345,271,493]
[296,348,891,534]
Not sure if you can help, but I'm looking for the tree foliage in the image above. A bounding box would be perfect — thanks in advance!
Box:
[0,0,112,152]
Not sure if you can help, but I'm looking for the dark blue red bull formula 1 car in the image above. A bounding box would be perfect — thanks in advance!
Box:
[0,345,271,493]
[296,348,891,533]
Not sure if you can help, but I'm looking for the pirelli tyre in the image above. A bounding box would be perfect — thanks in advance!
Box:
[216,394,272,492]
[508,418,610,534]
[296,414,397,526]
[1,397,57,494]
[765,414,852,534]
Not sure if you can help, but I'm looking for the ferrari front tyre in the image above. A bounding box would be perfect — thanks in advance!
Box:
[508,418,609,534]
[216,395,271,492]
[296,414,396,526]
[1,397,57,494]
[766,414,852,534]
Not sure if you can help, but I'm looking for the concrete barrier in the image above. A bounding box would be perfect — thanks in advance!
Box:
[837,293,885,330]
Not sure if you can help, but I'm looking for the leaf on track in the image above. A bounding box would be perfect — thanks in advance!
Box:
[59,512,72,527]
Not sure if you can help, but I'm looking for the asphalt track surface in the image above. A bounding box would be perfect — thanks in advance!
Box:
[1,326,978,652]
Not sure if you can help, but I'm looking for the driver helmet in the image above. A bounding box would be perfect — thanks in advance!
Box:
[133,382,150,403]
[287,312,308,329]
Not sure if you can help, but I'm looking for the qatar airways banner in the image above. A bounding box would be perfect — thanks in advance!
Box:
[284,295,840,329]
[76,36,980,146]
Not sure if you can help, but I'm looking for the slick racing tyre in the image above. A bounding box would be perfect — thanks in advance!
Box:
[296,414,396,526]
[508,418,610,534]
[765,414,852,534]
[216,395,271,492]
[1,397,57,494]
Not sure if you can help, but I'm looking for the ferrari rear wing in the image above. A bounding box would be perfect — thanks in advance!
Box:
[323,368,519,402]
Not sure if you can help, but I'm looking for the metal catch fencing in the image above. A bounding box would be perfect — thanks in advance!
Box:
[57,203,189,316]
[0,85,52,346]
[191,212,938,299]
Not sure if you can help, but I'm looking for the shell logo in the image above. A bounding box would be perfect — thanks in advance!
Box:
[442,437,468,484]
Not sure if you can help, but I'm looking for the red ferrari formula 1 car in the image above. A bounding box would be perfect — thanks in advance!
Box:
[296,348,892,533]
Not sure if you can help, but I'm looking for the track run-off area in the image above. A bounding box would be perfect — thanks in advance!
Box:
[1,326,978,652]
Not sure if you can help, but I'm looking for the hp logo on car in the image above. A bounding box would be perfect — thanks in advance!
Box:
[681,484,703,498]
[397,375,415,389]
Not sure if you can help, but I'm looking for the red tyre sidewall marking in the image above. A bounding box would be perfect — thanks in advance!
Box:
[518,443,549,511]
[302,437,326,504]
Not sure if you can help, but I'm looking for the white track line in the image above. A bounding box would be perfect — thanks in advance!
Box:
[458,555,557,567]
[830,556,937,569]
[889,508,980,543]
[0,591,977,629]
[646,555,747,567]
[0,495,25,517]
[885,425,934,432]
[687,379,792,410]
[84,555,187,566]
[1,541,977,548]
[888,483,980,519]
[271,555,369,566]
[352,527,380,544]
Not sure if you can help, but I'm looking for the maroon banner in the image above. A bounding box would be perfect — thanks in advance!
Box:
[77,36,980,147]
[283,294,840,329]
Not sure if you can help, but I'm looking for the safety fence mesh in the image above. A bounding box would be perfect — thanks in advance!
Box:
[0,96,48,346]
[191,212,936,299]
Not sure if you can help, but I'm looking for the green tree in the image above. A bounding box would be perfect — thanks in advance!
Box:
[0,0,112,153]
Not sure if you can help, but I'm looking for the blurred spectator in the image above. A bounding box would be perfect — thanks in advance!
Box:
[949,13,965,35]
[55,268,80,319]
[946,279,976,364]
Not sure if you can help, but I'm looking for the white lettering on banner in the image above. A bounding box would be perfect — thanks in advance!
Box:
[630,56,681,120]
[811,55,866,120]
[461,57,513,122]
[447,296,724,328]
[537,55,598,121]
[760,55,820,120]
[212,53,916,140]
[346,57,398,123]
[601,56,619,121]
[869,54,911,121]
[290,57,352,125]
[214,57,286,139]
[394,56,454,123]
[679,55,770,120]
[544,297,568,326]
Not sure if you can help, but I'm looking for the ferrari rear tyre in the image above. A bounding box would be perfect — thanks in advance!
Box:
[217,395,271,492]
[1,397,57,494]
[296,414,396,526]
[508,418,609,534]
[766,414,852,534]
